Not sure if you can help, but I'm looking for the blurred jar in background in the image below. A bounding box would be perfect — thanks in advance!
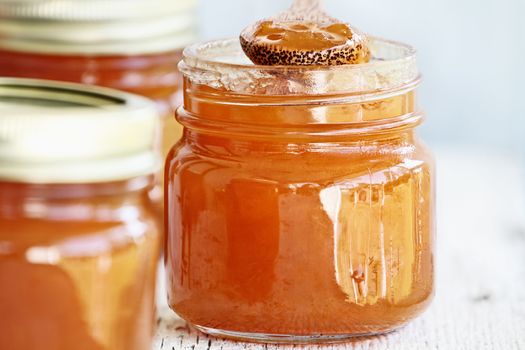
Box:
[0,79,161,350]
[0,0,197,157]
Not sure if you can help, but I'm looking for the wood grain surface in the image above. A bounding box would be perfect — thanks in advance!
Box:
[154,149,525,349]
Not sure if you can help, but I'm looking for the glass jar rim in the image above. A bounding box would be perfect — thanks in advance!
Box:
[179,36,419,97]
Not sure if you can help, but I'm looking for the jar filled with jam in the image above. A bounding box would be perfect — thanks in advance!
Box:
[0,78,161,350]
[165,17,435,341]
[0,0,197,156]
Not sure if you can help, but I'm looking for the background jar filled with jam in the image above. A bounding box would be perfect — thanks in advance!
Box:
[0,78,162,350]
[165,38,436,342]
[0,0,197,156]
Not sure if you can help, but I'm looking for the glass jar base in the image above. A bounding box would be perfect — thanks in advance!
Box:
[193,324,396,344]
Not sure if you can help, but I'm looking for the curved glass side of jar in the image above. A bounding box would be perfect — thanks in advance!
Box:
[166,115,435,339]
[0,49,183,157]
[0,179,160,350]
[165,38,435,341]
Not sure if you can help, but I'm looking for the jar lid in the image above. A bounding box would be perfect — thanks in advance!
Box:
[0,0,198,55]
[0,78,161,184]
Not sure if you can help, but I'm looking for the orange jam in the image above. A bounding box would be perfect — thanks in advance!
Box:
[0,79,161,349]
[253,21,355,50]
[165,38,435,342]
[0,180,159,350]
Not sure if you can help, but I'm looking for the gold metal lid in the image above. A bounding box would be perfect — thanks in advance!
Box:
[0,78,161,184]
[0,0,198,55]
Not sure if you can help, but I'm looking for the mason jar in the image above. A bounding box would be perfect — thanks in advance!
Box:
[0,0,197,156]
[0,78,161,350]
[165,37,436,342]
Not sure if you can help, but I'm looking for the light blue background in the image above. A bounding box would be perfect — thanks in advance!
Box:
[196,0,525,157]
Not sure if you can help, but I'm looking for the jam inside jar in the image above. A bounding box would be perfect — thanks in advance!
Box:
[165,38,435,342]
[0,79,161,349]
[0,179,160,350]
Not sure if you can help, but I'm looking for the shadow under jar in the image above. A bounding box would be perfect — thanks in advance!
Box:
[0,79,162,350]
[0,0,197,156]
[165,38,436,343]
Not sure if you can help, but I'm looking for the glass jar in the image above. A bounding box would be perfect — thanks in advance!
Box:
[0,79,161,350]
[0,0,197,157]
[165,38,435,342]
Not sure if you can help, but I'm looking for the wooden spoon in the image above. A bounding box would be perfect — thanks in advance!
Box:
[240,0,370,66]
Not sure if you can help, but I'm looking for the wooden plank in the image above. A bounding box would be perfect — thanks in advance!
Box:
[154,149,525,349]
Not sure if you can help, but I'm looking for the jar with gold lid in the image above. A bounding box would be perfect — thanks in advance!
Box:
[0,0,197,156]
[165,37,436,342]
[0,78,161,350]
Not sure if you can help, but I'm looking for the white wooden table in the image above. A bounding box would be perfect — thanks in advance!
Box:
[154,149,525,350]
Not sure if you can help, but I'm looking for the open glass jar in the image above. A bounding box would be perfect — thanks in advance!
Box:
[0,79,161,350]
[0,0,197,156]
[165,38,435,342]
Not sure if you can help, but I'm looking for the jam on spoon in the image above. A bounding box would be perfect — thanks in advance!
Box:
[240,0,370,66]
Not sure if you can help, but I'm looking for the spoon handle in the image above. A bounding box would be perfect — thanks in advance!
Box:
[281,0,334,22]
[290,0,324,12]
